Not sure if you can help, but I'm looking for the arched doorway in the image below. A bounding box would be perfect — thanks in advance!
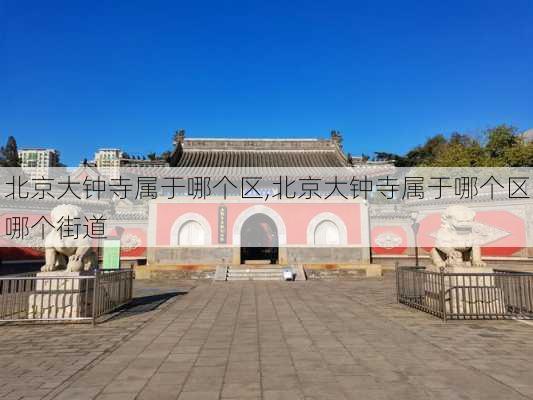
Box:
[240,213,279,264]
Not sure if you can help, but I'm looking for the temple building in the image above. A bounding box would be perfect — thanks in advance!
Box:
[143,131,392,279]
[169,130,370,168]
[0,131,531,278]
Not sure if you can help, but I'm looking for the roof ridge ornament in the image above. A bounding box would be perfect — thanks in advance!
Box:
[330,130,343,147]
[173,129,185,145]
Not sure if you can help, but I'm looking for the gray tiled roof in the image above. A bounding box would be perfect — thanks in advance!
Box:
[175,138,349,168]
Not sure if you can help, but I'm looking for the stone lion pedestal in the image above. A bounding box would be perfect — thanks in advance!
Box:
[425,265,505,316]
[28,271,95,320]
[423,205,506,317]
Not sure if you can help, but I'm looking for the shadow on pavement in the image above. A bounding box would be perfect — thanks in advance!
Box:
[106,291,187,321]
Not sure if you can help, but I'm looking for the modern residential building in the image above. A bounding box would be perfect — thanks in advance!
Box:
[93,148,122,178]
[94,148,121,167]
[18,148,58,177]
[92,148,168,178]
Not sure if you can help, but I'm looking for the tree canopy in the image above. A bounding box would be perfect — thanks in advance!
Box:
[0,136,20,167]
[374,125,532,167]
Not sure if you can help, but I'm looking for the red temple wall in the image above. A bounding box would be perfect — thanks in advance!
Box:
[155,202,363,246]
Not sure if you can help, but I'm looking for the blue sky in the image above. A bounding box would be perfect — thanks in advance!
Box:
[2,0,532,165]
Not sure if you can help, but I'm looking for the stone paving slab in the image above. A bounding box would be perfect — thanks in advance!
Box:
[0,281,194,400]
[1,277,533,399]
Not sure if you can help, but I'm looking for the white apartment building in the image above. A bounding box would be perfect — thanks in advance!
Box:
[19,148,58,177]
[94,148,122,178]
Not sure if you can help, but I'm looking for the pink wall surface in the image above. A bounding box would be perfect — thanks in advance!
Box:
[155,202,362,246]
[371,210,526,257]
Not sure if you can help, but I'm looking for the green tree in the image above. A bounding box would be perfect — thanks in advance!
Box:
[55,150,66,167]
[485,125,519,161]
[502,141,533,167]
[372,151,411,166]
[431,133,488,167]
[432,142,487,167]
[404,134,447,166]
[399,125,531,167]
[3,136,19,167]
[160,150,172,162]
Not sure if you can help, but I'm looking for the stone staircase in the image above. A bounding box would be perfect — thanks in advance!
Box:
[215,265,305,281]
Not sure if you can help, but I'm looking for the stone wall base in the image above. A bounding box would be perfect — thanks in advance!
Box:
[304,264,382,280]
[136,263,382,280]
[135,265,216,280]
[147,246,368,266]
[374,256,533,273]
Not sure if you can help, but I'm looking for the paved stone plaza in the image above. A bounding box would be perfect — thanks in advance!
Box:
[1,276,533,400]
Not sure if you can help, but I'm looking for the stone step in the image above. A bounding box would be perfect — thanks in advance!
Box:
[215,265,303,281]
[227,265,286,281]
[233,265,284,270]
[228,270,284,274]
[227,276,285,281]
[226,273,283,277]
[243,259,273,265]
[228,275,284,279]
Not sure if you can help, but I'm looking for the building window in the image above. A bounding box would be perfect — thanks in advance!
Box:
[170,212,212,246]
[313,220,340,245]
[178,220,206,245]
[306,212,348,246]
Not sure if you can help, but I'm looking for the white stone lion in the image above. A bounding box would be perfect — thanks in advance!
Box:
[430,205,486,268]
[41,204,98,273]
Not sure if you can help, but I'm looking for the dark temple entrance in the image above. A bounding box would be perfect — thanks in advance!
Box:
[240,213,279,264]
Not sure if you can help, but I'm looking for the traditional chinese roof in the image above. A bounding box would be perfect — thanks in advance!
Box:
[163,132,395,178]
[173,136,351,168]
